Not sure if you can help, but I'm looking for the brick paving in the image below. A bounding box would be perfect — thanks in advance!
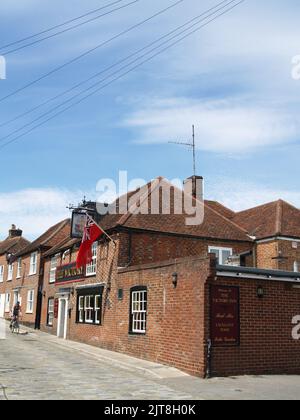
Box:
[0,323,299,400]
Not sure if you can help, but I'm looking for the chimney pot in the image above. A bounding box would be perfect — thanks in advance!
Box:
[9,225,23,238]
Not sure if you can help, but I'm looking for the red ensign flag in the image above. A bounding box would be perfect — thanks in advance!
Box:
[76,215,103,269]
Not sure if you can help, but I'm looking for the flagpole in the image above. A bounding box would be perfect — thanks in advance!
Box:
[87,213,117,246]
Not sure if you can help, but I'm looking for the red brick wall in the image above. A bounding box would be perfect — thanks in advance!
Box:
[121,230,253,267]
[41,238,211,377]
[256,241,280,270]
[278,240,300,271]
[109,256,210,377]
[208,275,300,376]
[0,252,40,327]
[256,239,300,272]
[40,236,300,378]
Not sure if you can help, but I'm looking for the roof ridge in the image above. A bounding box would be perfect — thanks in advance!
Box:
[278,198,300,212]
[235,199,279,215]
[160,178,252,239]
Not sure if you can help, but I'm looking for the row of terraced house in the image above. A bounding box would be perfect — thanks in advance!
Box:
[1,176,300,377]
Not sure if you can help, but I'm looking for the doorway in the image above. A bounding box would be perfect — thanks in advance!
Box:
[57,297,68,339]
[0,294,5,318]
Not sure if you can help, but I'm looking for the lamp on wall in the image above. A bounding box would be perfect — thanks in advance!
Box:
[257,285,264,298]
[172,272,178,288]
[6,252,13,263]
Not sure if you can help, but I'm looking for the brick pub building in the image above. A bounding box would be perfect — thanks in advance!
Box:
[36,177,300,378]
[1,177,300,377]
[0,220,70,328]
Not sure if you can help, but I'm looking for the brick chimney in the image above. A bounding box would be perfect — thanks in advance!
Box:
[183,176,204,201]
[9,224,23,238]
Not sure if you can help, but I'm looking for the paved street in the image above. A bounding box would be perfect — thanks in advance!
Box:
[0,322,299,400]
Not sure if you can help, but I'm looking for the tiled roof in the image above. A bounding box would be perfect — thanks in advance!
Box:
[99,178,251,242]
[43,236,80,258]
[205,200,235,220]
[232,199,300,239]
[0,236,31,256]
[16,219,70,257]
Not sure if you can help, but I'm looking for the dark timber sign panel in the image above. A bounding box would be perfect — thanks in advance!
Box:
[56,262,84,285]
[211,285,240,346]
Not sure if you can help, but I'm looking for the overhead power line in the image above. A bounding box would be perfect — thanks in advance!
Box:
[1,0,140,56]
[0,1,125,52]
[0,0,231,129]
[0,0,185,103]
[0,0,246,151]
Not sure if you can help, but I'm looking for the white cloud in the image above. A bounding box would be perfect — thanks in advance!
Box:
[0,188,86,240]
[123,96,300,154]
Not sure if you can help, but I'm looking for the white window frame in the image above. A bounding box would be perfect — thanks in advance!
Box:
[16,258,22,279]
[294,261,299,273]
[86,242,97,276]
[29,252,38,275]
[131,289,147,334]
[49,254,59,283]
[77,291,102,325]
[95,295,101,325]
[26,290,34,314]
[0,265,4,283]
[84,295,94,324]
[47,298,54,326]
[78,296,85,323]
[7,263,13,281]
[208,246,233,265]
[5,293,10,313]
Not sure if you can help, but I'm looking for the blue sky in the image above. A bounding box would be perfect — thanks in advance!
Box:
[0,0,300,239]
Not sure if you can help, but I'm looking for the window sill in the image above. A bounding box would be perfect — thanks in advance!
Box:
[129,331,146,336]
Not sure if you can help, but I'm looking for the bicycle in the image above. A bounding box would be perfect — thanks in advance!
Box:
[10,317,20,334]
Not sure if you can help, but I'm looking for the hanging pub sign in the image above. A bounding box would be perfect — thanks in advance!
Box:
[56,262,84,285]
[71,210,87,239]
[211,285,240,346]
